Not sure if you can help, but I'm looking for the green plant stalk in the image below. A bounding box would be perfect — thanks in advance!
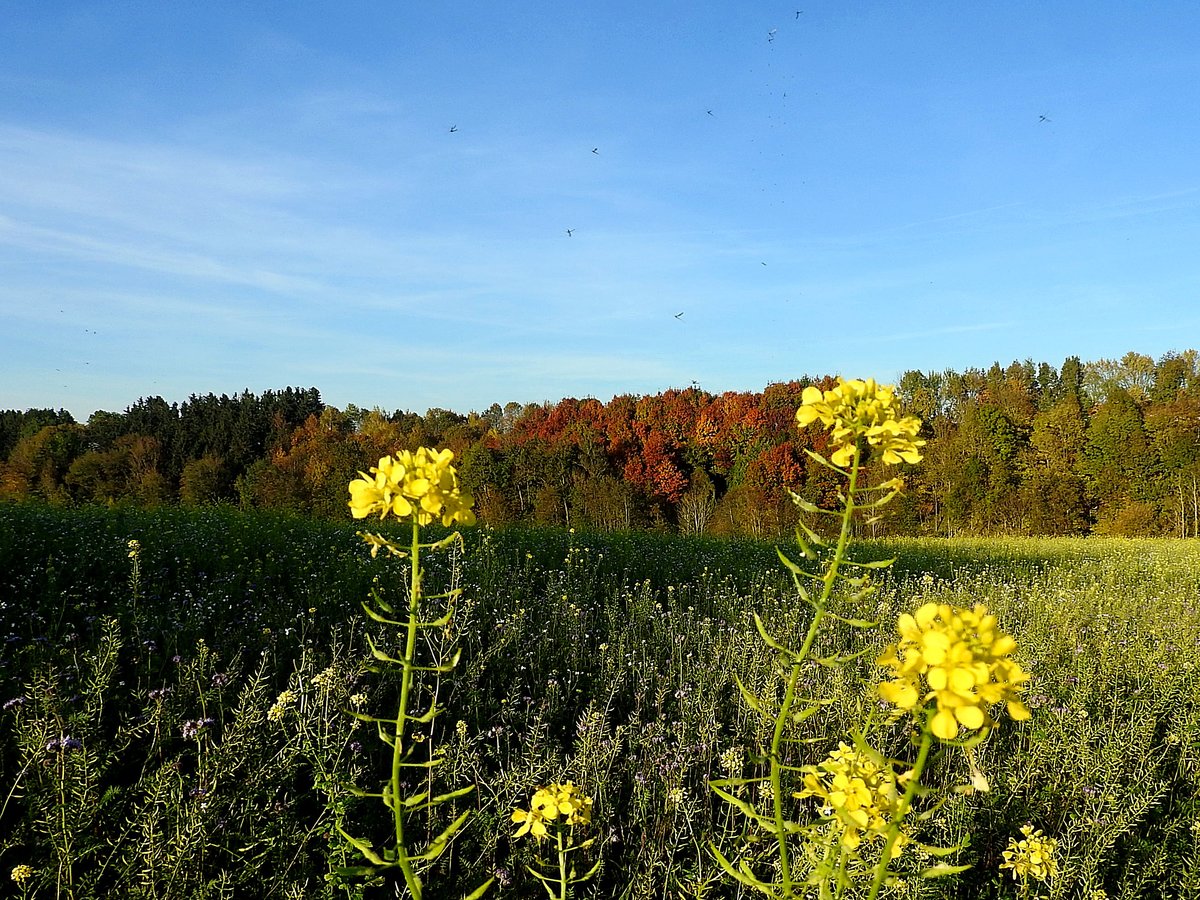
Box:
[390,518,424,899]
[769,449,862,898]
[556,829,569,900]
[864,724,934,900]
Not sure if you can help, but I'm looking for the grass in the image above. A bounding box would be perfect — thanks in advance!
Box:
[2,501,1199,898]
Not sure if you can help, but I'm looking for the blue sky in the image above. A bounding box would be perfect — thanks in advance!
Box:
[2,2,1198,420]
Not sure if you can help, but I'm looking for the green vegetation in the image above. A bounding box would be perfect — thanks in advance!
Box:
[2,501,1199,898]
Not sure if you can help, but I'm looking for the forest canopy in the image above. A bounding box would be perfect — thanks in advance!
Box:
[3,351,1198,537]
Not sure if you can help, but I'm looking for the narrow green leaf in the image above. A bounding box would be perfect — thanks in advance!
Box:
[823,610,879,628]
[575,855,604,883]
[400,790,430,808]
[336,825,388,867]
[754,613,799,660]
[409,809,471,862]
[803,447,848,475]
[913,837,969,857]
[918,863,973,878]
[460,877,495,900]
[734,675,773,719]
[421,785,475,807]
[709,844,778,896]
[776,546,806,575]
[361,602,401,627]
[416,607,456,626]
[791,703,820,724]
[334,865,382,878]
[366,634,402,665]
[790,494,822,514]
[708,784,777,831]
[845,556,897,570]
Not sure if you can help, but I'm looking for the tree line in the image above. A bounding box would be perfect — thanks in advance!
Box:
[3,350,1198,537]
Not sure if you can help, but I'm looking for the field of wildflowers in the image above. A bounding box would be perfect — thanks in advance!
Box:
[1,382,1198,898]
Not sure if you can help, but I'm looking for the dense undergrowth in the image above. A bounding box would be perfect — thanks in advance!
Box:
[2,501,1199,898]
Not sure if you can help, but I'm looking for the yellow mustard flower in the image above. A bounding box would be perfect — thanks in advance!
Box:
[513,782,594,840]
[512,805,550,839]
[267,688,297,722]
[795,742,912,851]
[795,377,924,467]
[348,448,476,526]
[1000,824,1059,884]
[10,865,34,885]
[877,602,1031,741]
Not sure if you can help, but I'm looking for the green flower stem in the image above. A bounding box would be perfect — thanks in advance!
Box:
[769,449,862,898]
[391,519,424,900]
[556,829,569,900]
[865,725,935,900]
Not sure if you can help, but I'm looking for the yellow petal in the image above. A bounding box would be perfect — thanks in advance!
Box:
[931,709,959,740]
[1007,700,1031,721]
[955,705,985,730]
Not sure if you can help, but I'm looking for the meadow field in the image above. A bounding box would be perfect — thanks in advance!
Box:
[2,502,1199,899]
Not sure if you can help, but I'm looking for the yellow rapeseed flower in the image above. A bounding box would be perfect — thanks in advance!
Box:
[348,448,476,526]
[877,602,1031,741]
[795,742,912,852]
[267,688,297,723]
[1000,824,1059,883]
[513,781,594,840]
[795,377,924,467]
[512,805,550,839]
[10,865,34,885]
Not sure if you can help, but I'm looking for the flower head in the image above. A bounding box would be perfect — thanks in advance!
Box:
[10,865,34,885]
[511,804,550,840]
[1000,824,1059,884]
[267,689,297,723]
[796,378,924,467]
[795,742,912,852]
[877,602,1031,741]
[512,781,594,840]
[180,718,215,740]
[348,447,476,526]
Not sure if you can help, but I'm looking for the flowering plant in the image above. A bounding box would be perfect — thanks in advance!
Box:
[712,377,1033,899]
[512,782,599,900]
[1001,824,1059,898]
[336,448,489,900]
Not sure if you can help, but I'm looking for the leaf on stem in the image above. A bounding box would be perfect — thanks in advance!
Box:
[822,610,879,628]
[734,675,774,720]
[753,613,801,661]
[803,447,849,475]
[709,844,782,895]
[840,557,896,570]
[409,809,471,862]
[335,825,388,867]
[918,863,973,878]
[460,878,495,900]
[361,602,402,627]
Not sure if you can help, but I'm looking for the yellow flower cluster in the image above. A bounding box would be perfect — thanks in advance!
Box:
[1000,824,1059,883]
[795,378,925,468]
[512,781,594,840]
[267,689,297,723]
[794,742,912,851]
[10,865,34,885]
[877,603,1031,741]
[347,448,476,527]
